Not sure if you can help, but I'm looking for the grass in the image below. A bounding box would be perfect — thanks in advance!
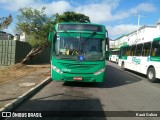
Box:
[0,63,50,84]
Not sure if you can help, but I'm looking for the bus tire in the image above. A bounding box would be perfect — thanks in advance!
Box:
[121,62,125,71]
[147,68,157,83]
[116,59,118,64]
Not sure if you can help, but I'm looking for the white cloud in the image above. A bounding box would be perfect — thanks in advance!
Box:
[113,3,156,20]
[0,0,157,37]
[0,0,71,14]
[75,0,119,23]
[76,2,156,23]
[0,0,9,3]
[0,0,34,11]
[130,3,156,14]
[44,1,71,15]
[0,1,156,23]
[107,24,138,36]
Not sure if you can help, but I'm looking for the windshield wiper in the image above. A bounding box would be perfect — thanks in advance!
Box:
[80,32,97,52]
[82,32,97,45]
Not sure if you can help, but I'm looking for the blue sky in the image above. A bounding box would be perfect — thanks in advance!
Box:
[0,0,160,39]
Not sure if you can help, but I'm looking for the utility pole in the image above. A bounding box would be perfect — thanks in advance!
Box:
[134,14,145,43]
[137,14,140,38]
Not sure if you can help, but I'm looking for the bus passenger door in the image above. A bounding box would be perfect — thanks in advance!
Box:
[133,44,143,73]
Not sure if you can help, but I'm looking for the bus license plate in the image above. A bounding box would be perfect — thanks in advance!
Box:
[73,77,82,81]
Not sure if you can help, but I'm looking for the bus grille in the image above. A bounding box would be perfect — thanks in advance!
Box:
[58,62,97,70]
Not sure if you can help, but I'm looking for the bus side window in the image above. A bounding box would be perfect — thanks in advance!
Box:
[151,49,156,56]
[142,42,151,56]
[157,48,160,56]
[131,45,136,56]
[136,44,143,56]
[142,49,145,56]
[128,46,131,56]
[142,49,146,56]
[151,40,160,57]
[124,48,127,56]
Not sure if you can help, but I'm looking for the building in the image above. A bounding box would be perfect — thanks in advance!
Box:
[0,31,13,40]
[19,32,29,42]
[111,23,160,48]
[109,39,115,49]
[13,34,20,41]
[114,35,128,48]
[14,32,29,42]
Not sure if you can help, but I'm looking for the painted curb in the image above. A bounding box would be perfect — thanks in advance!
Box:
[0,77,51,113]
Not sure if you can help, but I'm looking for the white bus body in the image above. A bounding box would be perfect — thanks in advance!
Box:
[118,37,160,82]
[109,49,119,63]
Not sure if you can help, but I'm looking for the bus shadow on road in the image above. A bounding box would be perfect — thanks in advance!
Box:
[63,81,99,88]
[63,65,142,88]
[101,65,142,88]
[126,69,160,83]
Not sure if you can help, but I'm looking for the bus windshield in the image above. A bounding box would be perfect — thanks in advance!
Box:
[54,34,105,61]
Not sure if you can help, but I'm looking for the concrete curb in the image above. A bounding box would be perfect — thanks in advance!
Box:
[0,77,51,113]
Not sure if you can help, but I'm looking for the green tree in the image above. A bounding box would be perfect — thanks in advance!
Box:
[16,7,55,64]
[16,8,90,64]
[54,11,90,23]
[0,15,13,30]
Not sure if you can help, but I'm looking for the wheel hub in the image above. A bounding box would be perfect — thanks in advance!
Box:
[148,71,153,79]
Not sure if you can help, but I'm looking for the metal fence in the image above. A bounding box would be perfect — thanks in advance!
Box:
[0,40,50,66]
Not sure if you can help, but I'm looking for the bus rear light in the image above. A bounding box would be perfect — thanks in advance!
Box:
[94,68,105,75]
[52,65,63,74]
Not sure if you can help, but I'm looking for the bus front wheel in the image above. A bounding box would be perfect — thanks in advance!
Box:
[147,68,156,83]
[116,59,118,64]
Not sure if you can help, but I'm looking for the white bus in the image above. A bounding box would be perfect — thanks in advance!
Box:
[109,49,119,64]
[118,37,160,82]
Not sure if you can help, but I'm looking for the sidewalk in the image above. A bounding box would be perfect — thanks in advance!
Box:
[0,66,51,112]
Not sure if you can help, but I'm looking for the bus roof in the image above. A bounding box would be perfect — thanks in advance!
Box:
[55,22,106,33]
[153,37,160,41]
[56,22,104,26]
[120,45,129,48]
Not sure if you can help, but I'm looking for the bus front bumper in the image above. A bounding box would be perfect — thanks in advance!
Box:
[51,71,105,82]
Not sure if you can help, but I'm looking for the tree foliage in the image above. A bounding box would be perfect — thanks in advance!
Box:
[16,7,54,47]
[0,15,13,30]
[16,8,90,64]
[54,11,90,23]
[16,7,55,64]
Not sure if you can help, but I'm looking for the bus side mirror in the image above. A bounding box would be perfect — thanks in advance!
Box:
[48,33,53,42]
[48,25,56,42]
[106,37,109,51]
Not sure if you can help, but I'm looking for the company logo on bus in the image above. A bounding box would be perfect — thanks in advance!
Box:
[62,68,71,72]
[132,57,141,64]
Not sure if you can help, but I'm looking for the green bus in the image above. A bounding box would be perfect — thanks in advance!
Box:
[48,22,109,82]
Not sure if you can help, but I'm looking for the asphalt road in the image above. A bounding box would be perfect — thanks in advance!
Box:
[6,61,160,120]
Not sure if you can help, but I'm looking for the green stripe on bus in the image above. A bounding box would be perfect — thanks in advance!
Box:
[153,37,160,41]
[121,56,127,60]
[150,57,160,62]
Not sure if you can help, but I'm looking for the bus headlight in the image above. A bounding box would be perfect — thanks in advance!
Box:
[94,68,105,75]
[52,65,63,74]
